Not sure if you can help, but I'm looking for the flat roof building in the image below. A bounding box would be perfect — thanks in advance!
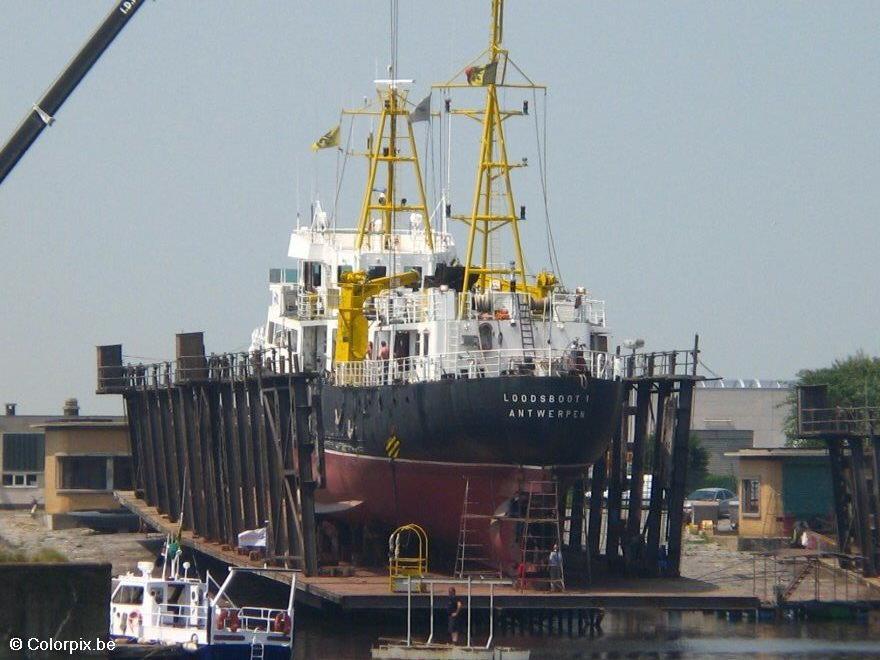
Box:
[693,379,791,476]
[724,448,834,547]
[0,400,126,517]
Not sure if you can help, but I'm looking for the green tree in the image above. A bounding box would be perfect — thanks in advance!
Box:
[686,434,709,493]
[785,351,880,447]
[642,433,708,492]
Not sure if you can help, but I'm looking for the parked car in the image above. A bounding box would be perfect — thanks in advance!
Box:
[684,488,737,521]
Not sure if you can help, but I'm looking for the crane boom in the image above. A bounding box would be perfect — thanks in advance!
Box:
[0,0,147,185]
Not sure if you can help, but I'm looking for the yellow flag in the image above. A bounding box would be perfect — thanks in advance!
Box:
[311,124,340,151]
[465,61,498,86]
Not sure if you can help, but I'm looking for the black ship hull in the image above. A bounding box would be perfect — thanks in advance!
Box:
[321,375,623,466]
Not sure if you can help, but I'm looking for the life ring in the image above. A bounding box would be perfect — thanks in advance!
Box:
[215,608,228,630]
[273,611,291,634]
[128,611,142,630]
[228,610,241,633]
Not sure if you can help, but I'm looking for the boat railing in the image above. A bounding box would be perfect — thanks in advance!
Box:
[148,602,208,629]
[333,348,622,386]
[234,606,291,635]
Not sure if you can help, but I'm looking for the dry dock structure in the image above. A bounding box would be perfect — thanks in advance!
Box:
[97,331,769,613]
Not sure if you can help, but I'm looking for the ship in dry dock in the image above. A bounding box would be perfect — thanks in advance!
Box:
[249,0,623,572]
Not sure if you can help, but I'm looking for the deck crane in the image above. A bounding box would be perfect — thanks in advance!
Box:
[335,270,421,363]
[0,0,147,185]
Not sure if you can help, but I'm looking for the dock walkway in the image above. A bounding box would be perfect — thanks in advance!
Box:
[117,491,760,613]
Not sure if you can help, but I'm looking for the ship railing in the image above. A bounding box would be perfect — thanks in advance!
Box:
[100,347,303,390]
[275,284,338,320]
[333,348,622,386]
[462,290,606,327]
[550,293,606,326]
[148,602,208,629]
[370,290,447,324]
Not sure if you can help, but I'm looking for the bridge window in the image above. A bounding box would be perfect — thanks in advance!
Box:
[113,585,144,605]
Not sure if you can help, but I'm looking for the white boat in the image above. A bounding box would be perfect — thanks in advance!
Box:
[110,539,296,659]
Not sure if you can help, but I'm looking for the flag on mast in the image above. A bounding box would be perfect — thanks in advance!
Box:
[311,123,340,151]
[465,61,498,86]
[409,93,431,123]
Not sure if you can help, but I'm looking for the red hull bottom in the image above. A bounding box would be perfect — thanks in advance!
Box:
[319,450,552,573]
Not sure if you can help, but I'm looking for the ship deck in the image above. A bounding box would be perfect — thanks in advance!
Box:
[116,491,760,613]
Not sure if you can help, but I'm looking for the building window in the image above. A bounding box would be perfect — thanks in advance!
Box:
[742,478,760,515]
[1,472,38,488]
[2,433,45,472]
[59,456,109,491]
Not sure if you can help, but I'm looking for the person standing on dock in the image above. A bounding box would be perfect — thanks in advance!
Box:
[447,587,463,644]
[549,543,564,591]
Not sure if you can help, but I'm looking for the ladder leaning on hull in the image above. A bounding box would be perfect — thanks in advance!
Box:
[455,479,503,579]
[518,480,564,592]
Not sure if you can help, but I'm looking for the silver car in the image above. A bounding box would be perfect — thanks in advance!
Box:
[684,487,737,520]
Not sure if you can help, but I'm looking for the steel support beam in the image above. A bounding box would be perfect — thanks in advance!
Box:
[604,383,630,563]
[826,438,852,555]
[587,453,607,561]
[567,477,586,552]
[180,388,208,538]
[624,380,652,570]
[146,390,170,515]
[666,379,695,575]
[644,382,672,574]
[219,381,244,542]
[235,383,258,530]
[848,438,877,576]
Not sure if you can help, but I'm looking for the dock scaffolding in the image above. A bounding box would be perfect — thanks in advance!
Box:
[96,332,325,575]
[796,384,880,577]
[563,338,703,579]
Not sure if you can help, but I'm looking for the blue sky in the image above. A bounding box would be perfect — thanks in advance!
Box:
[1,1,878,414]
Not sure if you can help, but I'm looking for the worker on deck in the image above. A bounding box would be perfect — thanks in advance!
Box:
[379,340,390,383]
[447,587,463,644]
[548,543,563,591]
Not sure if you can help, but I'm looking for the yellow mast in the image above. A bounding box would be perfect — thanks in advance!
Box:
[351,83,434,253]
[435,0,542,317]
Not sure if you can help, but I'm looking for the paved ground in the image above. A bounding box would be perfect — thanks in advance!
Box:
[0,509,157,575]
[679,527,880,603]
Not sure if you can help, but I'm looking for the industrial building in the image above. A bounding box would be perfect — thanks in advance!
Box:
[692,379,791,476]
[724,448,834,545]
[0,399,128,524]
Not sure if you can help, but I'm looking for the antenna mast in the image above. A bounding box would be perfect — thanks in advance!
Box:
[435,0,541,317]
